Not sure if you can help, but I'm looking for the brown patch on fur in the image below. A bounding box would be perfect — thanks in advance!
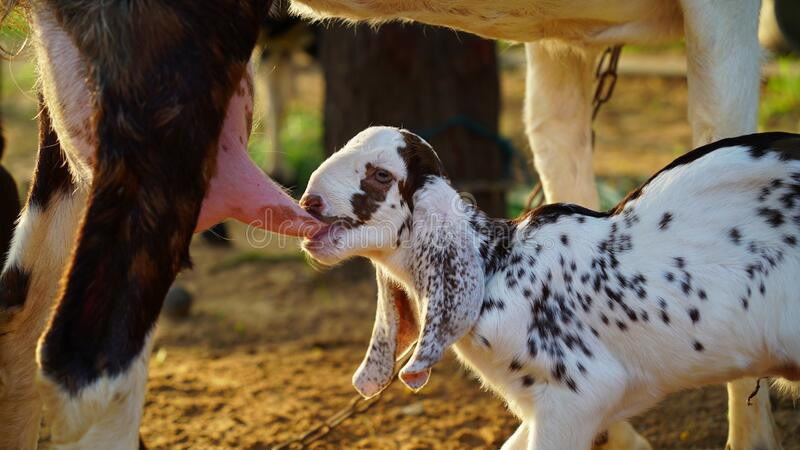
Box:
[397,131,444,211]
[592,430,609,447]
[391,283,418,355]
[351,163,393,222]
[153,104,183,128]
[28,99,74,209]
[130,249,157,284]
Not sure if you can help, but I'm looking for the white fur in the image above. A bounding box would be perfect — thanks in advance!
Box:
[0,188,87,448]
[303,127,800,450]
[37,333,153,449]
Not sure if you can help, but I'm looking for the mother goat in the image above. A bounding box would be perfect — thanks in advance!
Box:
[0,1,322,448]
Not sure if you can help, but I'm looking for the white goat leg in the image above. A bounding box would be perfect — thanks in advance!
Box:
[0,186,86,449]
[38,334,153,449]
[527,388,605,450]
[679,2,775,449]
[726,379,781,450]
[680,0,761,145]
[524,41,600,209]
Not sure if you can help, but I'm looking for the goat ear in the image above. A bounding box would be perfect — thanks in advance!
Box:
[352,267,419,398]
[398,188,484,391]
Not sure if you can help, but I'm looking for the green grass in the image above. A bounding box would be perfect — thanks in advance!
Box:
[0,8,30,57]
[249,105,325,194]
[280,106,325,191]
[760,56,800,129]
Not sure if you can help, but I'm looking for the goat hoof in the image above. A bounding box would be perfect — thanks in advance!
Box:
[163,285,193,320]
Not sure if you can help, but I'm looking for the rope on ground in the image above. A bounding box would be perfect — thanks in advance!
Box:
[272,351,413,449]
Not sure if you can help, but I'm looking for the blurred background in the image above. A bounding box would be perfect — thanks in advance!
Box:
[2,1,800,448]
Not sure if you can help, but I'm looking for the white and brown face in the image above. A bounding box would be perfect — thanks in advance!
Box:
[303,128,485,397]
[301,126,443,264]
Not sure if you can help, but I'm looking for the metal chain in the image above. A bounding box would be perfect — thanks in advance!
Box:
[272,352,412,449]
[592,45,623,120]
[525,44,623,211]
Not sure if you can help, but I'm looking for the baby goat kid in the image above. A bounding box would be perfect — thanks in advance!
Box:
[301,127,800,449]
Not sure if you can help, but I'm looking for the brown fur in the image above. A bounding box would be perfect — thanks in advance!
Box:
[0,1,271,445]
[397,131,444,211]
[37,0,268,395]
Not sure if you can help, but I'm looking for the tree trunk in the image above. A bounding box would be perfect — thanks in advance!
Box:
[320,23,506,217]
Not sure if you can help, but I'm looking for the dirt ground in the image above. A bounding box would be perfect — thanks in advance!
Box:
[4,49,798,448]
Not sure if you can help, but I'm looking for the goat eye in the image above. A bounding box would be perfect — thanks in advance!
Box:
[374,169,392,183]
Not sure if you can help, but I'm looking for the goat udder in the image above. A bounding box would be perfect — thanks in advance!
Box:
[196,75,323,238]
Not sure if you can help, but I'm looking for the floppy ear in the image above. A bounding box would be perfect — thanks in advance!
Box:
[352,266,419,398]
[398,186,484,391]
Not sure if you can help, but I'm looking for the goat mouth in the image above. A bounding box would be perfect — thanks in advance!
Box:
[301,223,346,261]
[301,215,365,264]
[305,214,362,240]
[307,223,340,241]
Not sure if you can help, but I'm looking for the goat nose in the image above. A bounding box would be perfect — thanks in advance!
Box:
[300,194,324,217]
